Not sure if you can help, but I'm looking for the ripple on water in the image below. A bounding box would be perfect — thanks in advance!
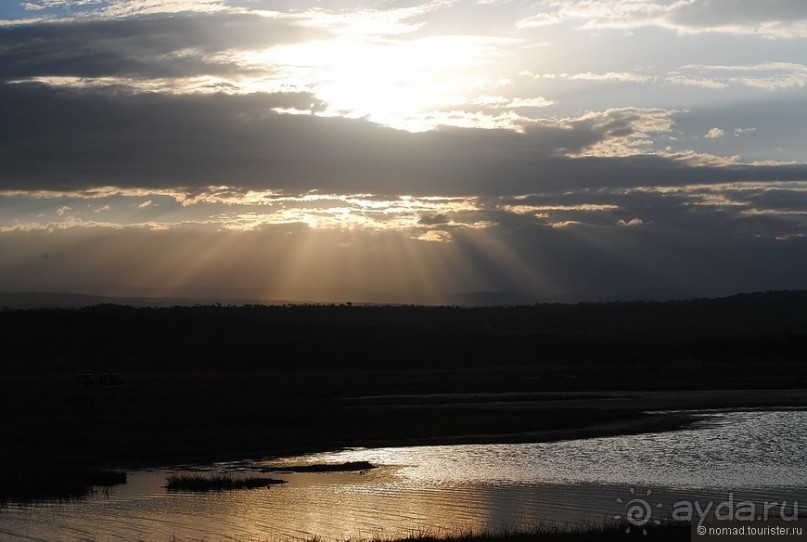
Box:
[1,410,806,541]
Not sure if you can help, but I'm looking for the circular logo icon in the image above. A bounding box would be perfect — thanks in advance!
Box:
[615,488,663,535]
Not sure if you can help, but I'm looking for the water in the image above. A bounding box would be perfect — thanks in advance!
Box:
[2,410,806,541]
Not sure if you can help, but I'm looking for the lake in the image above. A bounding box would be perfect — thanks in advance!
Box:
[2,409,806,541]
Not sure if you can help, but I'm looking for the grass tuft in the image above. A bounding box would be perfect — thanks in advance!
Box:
[261,461,376,473]
[164,474,286,492]
[0,468,127,504]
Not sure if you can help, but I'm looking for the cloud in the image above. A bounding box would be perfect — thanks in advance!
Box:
[665,75,729,90]
[548,220,581,228]
[535,0,666,30]
[667,0,807,38]
[531,64,807,93]
[7,180,807,249]
[528,0,807,38]
[22,0,102,10]
[20,0,228,17]
[670,63,807,91]
[466,95,554,109]
[417,229,453,242]
[3,179,807,300]
[21,2,50,11]
[526,71,656,85]
[0,13,326,83]
[290,1,457,37]
[507,97,555,108]
[516,12,561,28]
[499,203,619,214]
[561,107,676,158]
[0,6,525,130]
[0,1,804,301]
[569,72,656,84]
[1,80,805,198]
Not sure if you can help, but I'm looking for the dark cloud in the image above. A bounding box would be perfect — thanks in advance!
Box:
[670,0,807,27]
[742,188,807,211]
[418,214,450,225]
[0,8,804,199]
[0,13,325,81]
[487,183,807,246]
[1,82,805,196]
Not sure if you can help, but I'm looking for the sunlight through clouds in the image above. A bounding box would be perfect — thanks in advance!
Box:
[246,34,520,130]
[0,0,805,301]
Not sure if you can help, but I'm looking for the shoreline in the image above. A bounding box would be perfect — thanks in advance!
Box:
[109,410,700,472]
[4,378,807,502]
[111,401,805,472]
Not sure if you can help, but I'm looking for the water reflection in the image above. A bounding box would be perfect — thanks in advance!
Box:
[288,410,807,489]
[1,410,806,541]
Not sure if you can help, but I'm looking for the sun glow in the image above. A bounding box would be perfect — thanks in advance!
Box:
[246,33,514,131]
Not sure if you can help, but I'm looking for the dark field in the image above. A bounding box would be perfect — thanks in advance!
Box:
[2,290,807,503]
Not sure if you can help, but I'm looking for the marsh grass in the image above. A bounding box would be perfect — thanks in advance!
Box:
[166,521,691,542]
[0,468,127,504]
[382,521,691,541]
[165,473,286,492]
[260,461,375,473]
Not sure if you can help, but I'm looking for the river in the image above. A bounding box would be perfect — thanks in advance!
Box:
[1,409,806,541]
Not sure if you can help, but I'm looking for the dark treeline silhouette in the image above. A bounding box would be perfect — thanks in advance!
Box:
[2,290,806,375]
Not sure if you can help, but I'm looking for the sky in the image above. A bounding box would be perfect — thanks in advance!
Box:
[0,0,806,303]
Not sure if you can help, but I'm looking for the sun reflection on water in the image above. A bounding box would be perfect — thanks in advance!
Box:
[2,410,807,541]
